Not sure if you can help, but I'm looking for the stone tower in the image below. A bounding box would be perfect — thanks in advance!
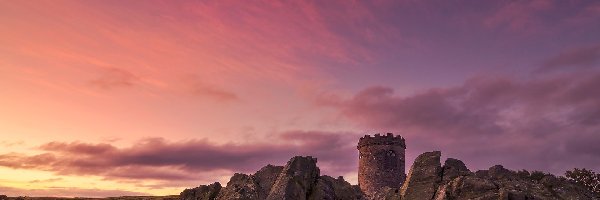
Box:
[357,133,406,196]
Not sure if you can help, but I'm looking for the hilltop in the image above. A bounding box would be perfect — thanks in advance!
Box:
[179,152,598,200]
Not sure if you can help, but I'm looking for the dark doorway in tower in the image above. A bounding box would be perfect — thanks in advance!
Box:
[384,150,398,169]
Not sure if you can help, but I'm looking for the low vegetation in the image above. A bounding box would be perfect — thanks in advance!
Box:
[565,168,600,196]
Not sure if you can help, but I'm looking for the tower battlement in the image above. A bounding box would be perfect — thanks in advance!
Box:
[357,133,406,149]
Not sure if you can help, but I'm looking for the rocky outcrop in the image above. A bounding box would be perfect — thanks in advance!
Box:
[253,165,284,199]
[309,175,365,200]
[215,173,260,200]
[400,151,442,200]
[181,182,222,200]
[434,164,599,200]
[266,156,320,200]
[441,158,471,183]
[215,165,283,200]
[182,153,599,200]
[181,156,329,200]
[371,152,599,200]
[181,165,283,200]
[434,175,499,199]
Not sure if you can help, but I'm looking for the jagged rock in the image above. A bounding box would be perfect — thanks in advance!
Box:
[435,165,600,200]
[216,173,260,200]
[308,176,365,200]
[180,152,599,200]
[215,165,284,200]
[498,189,528,200]
[446,176,499,199]
[375,186,402,200]
[435,176,500,200]
[400,151,442,200]
[266,156,320,200]
[253,164,284,199]
[474,169,489,178]
[0,195,7,200]
[432,183,448,200]
[441,158,471,183]
[487,165,514,180]
[181,182,222,200]
[178,134,600,200]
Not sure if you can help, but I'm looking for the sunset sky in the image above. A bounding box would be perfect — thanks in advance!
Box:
[1,0,600,197]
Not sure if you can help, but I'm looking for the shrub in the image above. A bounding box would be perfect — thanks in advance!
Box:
[529,170,548,181]
[565,168,600,195]
[516,169,530,179]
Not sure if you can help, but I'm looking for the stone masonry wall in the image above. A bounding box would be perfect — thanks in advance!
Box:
[357,133,406,197]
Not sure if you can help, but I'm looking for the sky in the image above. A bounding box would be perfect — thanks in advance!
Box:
[1,0,600,197]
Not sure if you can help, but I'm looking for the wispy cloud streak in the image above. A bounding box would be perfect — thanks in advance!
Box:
[0,131,357,182]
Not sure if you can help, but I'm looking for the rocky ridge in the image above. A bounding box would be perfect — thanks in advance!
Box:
[181,153,599,200]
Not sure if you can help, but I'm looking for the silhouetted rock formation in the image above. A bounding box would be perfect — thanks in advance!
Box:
[254,165,284,199]
[309,175,364,200]
[182,152,598,200]
[216,173,260,200]
[215,165,283,200]
[440,158,471,183]
[181,134,599,200]
[266,156,319,200]
[399,151,442,200]
[181,182,221,200]
[182,156,365,200]
[425,154,598,200]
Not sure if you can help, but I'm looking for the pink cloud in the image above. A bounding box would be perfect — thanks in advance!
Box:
[89,67,139,90]
[192,84,238,102]
[183,77,239,102]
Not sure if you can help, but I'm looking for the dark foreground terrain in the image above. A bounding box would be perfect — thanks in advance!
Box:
[179,152,599,200]
[3,151,599,200]
[0,196,179,200]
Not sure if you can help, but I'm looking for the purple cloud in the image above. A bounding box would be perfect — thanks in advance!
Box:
[0,131,358,183]
[541,44,600,71]
[319,71,600,174]
[484,0,554,34]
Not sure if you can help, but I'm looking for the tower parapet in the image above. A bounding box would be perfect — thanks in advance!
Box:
[357,133,406,149]
[357,133,407,197]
